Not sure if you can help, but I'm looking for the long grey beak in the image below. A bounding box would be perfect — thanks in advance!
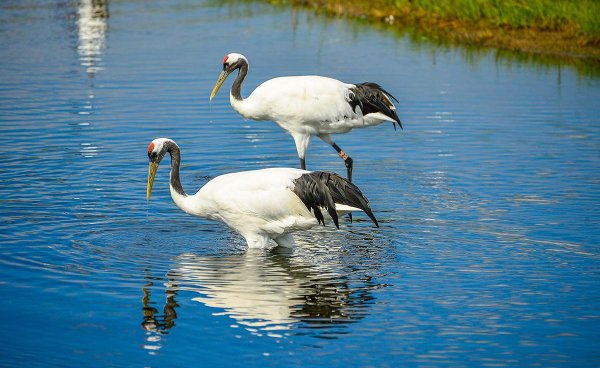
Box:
[147,162,158,200]
[210,70,229,101]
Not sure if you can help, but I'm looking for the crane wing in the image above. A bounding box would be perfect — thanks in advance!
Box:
[348,82,402,129]
[293,171,378,228]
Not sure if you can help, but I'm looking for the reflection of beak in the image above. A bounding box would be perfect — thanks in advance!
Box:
[147,162,158,200]
[210,70,229,101]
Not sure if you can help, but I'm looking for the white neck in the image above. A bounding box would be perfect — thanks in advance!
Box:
[169,176,210,219]
[230,92,263,121]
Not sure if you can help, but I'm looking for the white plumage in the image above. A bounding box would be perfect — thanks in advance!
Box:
[146,138,378,249]
[210,53,402,182]
[231,76,381,132]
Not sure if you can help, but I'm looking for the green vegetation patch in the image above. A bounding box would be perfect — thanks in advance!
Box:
[391,0,600,39]
[268,0,600,60]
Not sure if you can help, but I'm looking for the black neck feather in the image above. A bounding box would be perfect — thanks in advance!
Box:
[166,141,186,197]
[231,61,248,101]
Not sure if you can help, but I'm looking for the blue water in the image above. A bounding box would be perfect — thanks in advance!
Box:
[1,0,599,367]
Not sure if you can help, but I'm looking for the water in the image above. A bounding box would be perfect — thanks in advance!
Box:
[1,0,599,366]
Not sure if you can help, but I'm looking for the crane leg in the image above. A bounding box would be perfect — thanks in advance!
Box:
[292,134,311,171]
[331,142,354,223]
[332,143,353,182]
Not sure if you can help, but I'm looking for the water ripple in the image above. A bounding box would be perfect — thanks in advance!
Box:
[1,0,599,367]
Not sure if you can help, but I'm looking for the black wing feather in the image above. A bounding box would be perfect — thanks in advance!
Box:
[293,171,379,228]
[314,171,379,227]
[348,82,402,130]
[293,172,339,228]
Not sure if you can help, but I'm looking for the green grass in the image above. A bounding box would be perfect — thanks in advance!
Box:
[266,0,600,59]
[391,0,600,39]
[275,0,600,41]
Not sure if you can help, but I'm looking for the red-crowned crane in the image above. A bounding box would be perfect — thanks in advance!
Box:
[209,53,402,182]
[146,138,378,249]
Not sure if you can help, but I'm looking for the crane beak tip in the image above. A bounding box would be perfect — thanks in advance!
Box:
[147,162,158,201]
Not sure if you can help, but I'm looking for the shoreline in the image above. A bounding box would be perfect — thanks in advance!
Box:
[273,0,600,64]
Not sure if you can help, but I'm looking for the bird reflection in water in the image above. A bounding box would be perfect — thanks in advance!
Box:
[141,281,179,335]
[141,276,179,354]
[70,0,108,156]
[140,243,379,344]
[77,0,108,77]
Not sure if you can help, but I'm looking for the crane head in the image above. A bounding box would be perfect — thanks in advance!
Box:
[210,53,248,101]
[146,138,170,200]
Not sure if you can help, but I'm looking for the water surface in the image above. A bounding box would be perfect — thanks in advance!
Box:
[1,0,599,367]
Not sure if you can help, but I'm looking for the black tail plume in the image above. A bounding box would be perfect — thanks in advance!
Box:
[294,171,378,228]
[293,172,339,228]
[349,82,402,130]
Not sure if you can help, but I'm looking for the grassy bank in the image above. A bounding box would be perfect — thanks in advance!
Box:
[267,0,600,60]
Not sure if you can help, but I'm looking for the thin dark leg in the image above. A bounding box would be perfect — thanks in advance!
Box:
[331,143,353,222]
[331,143,353,182]
[300,157,306,170]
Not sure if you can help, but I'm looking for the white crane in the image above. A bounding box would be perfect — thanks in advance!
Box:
[209,53,402,182]
[146,138,378,249]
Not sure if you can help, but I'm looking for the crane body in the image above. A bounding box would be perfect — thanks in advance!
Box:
[210,53,402,182]
[146,138,378,249]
